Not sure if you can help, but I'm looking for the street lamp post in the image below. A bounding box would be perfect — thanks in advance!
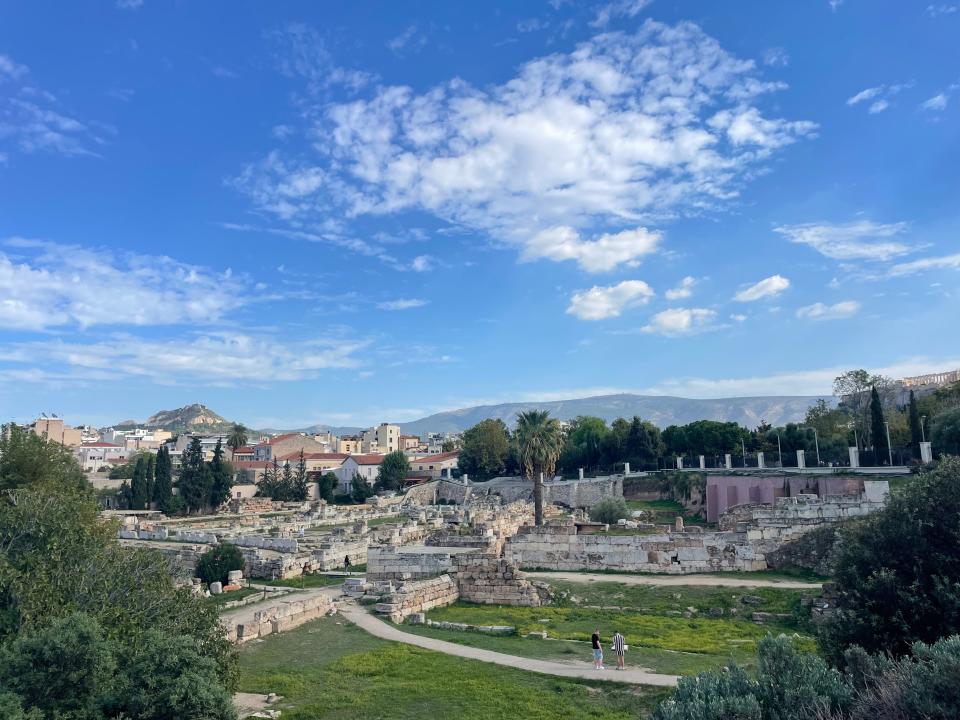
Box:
[921,415,926,443]
[884,420,893,467]
[777,434,783,468]
[812,427,820,466]
[741,438,747,468]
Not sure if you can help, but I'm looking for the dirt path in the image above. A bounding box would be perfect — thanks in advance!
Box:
[338,602,678,687]
[526,571,822,589]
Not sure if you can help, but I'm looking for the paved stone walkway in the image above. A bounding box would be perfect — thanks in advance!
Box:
[526,571,822,589]
[338,602,679,687]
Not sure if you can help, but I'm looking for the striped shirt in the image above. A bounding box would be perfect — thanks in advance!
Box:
[612,632,625,654]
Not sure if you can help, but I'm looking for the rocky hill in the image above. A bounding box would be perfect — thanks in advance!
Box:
[140,403,234,433]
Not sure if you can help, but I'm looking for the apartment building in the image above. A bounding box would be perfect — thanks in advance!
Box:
[76,443,129,472]
[252,433,327,461]
[361,423,400,453]
[30,417,82,447]
[409,451,459,479]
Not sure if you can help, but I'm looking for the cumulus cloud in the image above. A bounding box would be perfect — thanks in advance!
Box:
[376,298,429,310]
[665,275,696,300]
[410,255,435,272]
[590,0,654,28]
[387,25,428,56]
[796,300,861,320]
[235,20,815,271]
[762,48,789,67]
[0,238,248,331]
[642,307,716,336]
[734,274,790,302]
[774,220,914,261]
[566,280,654,320]
[522,226,660,273]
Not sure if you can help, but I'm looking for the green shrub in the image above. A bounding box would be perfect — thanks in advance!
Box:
[652,634,851,720]
[589,497,629,524]
[196,543,245,585]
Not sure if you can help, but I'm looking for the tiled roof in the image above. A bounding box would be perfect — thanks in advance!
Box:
[80,442,123,448]
[410,451,460,464]
[276,452,349,462]
[346,454,387,465]
[234,460,271,469]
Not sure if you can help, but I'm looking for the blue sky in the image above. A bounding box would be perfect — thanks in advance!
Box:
[1,0,958,429]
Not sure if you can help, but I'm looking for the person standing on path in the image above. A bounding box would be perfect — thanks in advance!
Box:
[612,631,626,670]
[591,628,604,669]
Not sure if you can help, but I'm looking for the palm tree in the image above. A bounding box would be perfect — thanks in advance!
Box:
[515,410,563,526]
[227,423,249,461]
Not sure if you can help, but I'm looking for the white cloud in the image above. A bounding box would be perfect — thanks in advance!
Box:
[846,81,913,113]
[2,333,366,384]
[774,220,914,261]
[387,25,427,56]
[517,18,547,33]
[665,275,696,300]
[590,0,654,28]
[921,93,949,111]
[237,20,815,272]
[116,0,143,8]
[376,298,429,311]
[410,255,435,272]
[829,0,844,11]
[762,48,789,67]
[887,253,960,277]
[522,226,660,273]
[734,274,790,302]
[0,58,106,159]
[926,5,958,17]
[268,24,375,94]
[642,307,716,336]
[796,300,861,320]
[0,238,248,331]
[566,279,654,320]
[730,313,747,322]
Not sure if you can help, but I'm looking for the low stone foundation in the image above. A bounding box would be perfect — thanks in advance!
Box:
[227,593,337,643]
[367,546,475,581]
[373,574,460,623]
[453,553,549,607]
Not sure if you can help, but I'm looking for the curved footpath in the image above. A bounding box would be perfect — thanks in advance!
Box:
[338,602,679,687]
[525,571,823,589]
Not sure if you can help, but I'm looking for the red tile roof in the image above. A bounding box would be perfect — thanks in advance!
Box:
[81,442,123,448]
[234,460,271,469]
[276,452,349,462]
[410,451,460,464]
[346,454,387,465]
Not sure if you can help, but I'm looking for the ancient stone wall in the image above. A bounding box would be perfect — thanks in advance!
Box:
[471,475,622,509]
[367,546,477,580]
[374,574,460,623]
[453,553,549,606]
[505,523,765,574]
[227,593,337,643]
[311,538,368,570]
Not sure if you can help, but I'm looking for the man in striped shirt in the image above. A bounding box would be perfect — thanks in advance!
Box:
[612,630,626,670]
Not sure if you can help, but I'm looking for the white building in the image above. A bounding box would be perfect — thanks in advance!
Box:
[361,423,400,454]
[76,443,128,472]
[334,454,385,491]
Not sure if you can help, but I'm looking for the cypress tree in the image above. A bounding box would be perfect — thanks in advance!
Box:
[130,456,149,509]
[870,386,889,465]
[178,437,211,513]
[208,439,233,509]
[908,390,923,454]
[153,446,174,513]
[145,453,156,505]
[292,450,308,501]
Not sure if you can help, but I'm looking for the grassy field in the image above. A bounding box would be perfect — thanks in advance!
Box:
[548,579,808,616]
[257,575,346,589]
[237,616,672,719]
[525,567,827,583]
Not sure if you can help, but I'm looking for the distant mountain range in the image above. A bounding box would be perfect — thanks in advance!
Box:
[392,393,831,435]
[114,394,829,438]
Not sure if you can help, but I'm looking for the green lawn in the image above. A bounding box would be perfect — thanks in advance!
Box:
[421,602,815,662]
[257,575,346,589]
[400,624,743,676]
[237,616,672,719]
[548,580,808,617]
[204,587,264,608]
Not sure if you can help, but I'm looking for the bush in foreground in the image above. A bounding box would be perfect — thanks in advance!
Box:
[196,542,245,585]
[590,497,630,524]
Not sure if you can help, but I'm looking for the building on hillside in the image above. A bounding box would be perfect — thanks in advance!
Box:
[334,454,385,492]
[254,433,328,461]
[230,445,255,461]
[276,451,349,477]
[76,443,128,472]
[409,451,459,479]
[401,434,424,452]
[337,435,362,454]
[29,416,82,447]
[361,423,401,454]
